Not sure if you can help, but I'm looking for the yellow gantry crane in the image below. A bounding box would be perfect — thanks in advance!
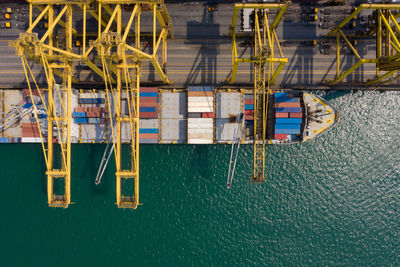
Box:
[228,3,288,183]
[10,0,173,209]
[94,0,173,208]
[327,3,400,85]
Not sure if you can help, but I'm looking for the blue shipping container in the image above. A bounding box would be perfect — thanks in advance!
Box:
[139,92,158,97]
[275,128,301,135]
[275,123,301,130]
[74,118,88,124]
[139,128,159,134]
[245,104,254,110]
[188,86,213,92]
[275,97,299,103]
[275,107,302,113]
[0,137,11,143]
[72,112,86,118]
[139,107,156,112]
[276,118,302,124]
[274,92,287,98]
[79,98,105,104]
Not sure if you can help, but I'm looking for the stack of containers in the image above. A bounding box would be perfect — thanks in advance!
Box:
[244,94,254,121]
[274,92,302,140]
[187,86,214,144]
[139,87,159,119]
[21,122,41,142]
[0,137,21,143]
[139,87,159,143]
[72,107,106,124]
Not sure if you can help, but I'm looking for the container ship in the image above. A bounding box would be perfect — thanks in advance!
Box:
[0,87,338,144]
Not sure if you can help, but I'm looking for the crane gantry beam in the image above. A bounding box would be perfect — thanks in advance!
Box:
[326,4,400,85]
[227,3,288,183]
[10,0,173,208]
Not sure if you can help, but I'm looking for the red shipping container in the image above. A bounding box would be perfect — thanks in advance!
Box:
[86,111,103,118]
[275,112,289,118]
[140,102,158,107]
[140,87,158,93]
[275,102,301,108]
[290,112,303,118]
[139,133,158,139]
[274,134,287,140]
[188,91,213,97]
[244,99,254,105]
[245,110,254,115]
[245,115,254,120]
[140,97,158,103]
[140,112,157,118]
[74,107,85,113]
[202,113,214,118]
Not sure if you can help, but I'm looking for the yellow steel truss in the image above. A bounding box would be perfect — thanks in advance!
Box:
[10,0,173,209]
[326,4,400,84]
[227,3,288,183]
[94,0,173,209]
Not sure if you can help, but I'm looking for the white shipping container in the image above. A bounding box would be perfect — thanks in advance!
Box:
[188,123,213,129]
[188,118,213,124]
[188,97,214,102]
[188,139,213,144]
[80,92,106,98]
[21,137,42,143]
[188,107,213,113]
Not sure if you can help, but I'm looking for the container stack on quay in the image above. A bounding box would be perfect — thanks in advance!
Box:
[274,92,303,140]
[76,92,107,143]
[187,86,214,144]
[21,122,41,143]
[138,87,159,143]
[160,90,187,143]
[215,92,242,142]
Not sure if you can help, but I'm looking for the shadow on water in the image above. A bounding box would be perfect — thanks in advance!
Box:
[184,6,221,86]
[188,145,214,182]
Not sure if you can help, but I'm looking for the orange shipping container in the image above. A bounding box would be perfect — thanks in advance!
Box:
[187,91,213,97]
[139,133,158,139]
[275,102,301,108]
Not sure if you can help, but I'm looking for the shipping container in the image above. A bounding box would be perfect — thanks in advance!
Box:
[188,112,202,118]
[275,107,302,113]
[188,91,214,97]
[140,87,158,93]
[274,134,288,140]
[245,115,254,120]
[244,94,253,100]
[74,107,85,113]
[276,118,302,124]
[140,138,158,144]
[188,86,213,92]
[88,118,102,124]
[275,128,301,135]
[275,102,301,108]
[139,128,159,134]
[188,107,213,113]
[140,96,158,103]
[275,96,299,103]
[275,112,289,118]
[275,123,301,130]
[75,117,88,124]
[244,99,254,105]
[139,102,158,107]
[245,110,254,115]
[72,112,86,118]
[289,112,303,118]
[0,137,11,143]
[21,137,42,143]
[139,112,157,118]
[202,113,214,118]
[86,111,103,118]
[79,98,105,104]
[245,104,254,110]
[139,92,158,97]
[140,107,156,112]
[188,96,213,102]
[139,133,158,139]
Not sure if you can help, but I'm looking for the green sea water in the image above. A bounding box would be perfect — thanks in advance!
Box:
[1,90,399,266]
